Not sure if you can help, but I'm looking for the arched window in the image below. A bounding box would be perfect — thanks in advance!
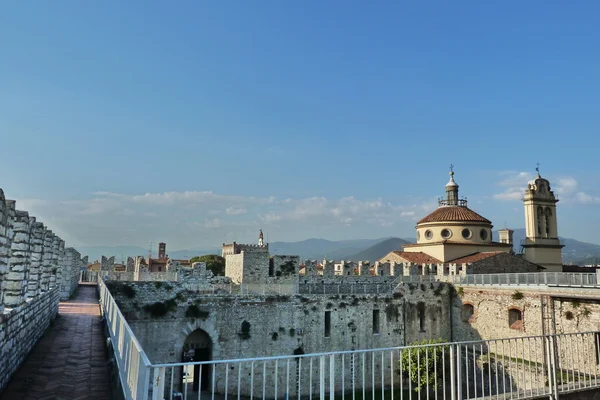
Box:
[462,303,475,321]
[508,308,523,330]
[537,207,543,235]
[545,207,552,237]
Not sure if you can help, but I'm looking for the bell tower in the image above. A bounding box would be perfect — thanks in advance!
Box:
[522,165,563,272]
[258,229,264,246]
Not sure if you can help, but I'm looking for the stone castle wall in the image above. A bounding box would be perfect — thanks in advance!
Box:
[0,187,83,392]
[106,280,452,397]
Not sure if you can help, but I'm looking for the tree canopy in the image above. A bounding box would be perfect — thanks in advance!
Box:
[189,254,225,276]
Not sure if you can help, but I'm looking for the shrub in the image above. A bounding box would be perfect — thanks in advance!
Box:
[142,296,178,318]
[511,291,524,300]
[571,300,581,308]
[271,332,279,341]
[154,282,163,289]
[564,311,574,320]
[185,304,209,319]
[289,328,296,337]
[400,339,449,391]
[457,287,464,297]
[582,307,592,318]
[280,261,296,276]
[122,285,136,298]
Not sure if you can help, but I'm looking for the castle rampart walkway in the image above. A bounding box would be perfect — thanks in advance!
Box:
[0,284,111,400]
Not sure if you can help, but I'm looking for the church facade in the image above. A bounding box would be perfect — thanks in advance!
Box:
[381,168,564,272]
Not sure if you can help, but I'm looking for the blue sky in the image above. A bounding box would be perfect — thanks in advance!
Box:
[1,1,600,249]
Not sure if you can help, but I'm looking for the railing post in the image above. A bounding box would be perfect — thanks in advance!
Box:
[329,354,335,400]
[320,355,325,400]
[450,345,456,400]
[152,367,165,400]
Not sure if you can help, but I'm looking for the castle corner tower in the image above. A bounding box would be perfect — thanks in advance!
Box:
[522,166,563,272]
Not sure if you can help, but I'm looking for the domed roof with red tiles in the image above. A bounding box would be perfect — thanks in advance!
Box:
[417,206,491,225]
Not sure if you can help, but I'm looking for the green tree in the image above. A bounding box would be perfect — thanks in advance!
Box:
[189,254,225,276]
[400,339,449,392]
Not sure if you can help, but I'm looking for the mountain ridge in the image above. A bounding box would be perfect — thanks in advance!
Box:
[77,231,600,265]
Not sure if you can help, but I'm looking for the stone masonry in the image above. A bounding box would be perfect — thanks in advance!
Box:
[0,187,85,393]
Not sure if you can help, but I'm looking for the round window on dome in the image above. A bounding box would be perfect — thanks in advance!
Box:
[480,229,488,241]
[441,229,452,239]
[462,228,472,239]
[425,230,433,240]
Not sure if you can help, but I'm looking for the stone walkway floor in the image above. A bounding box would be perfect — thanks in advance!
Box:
[1,284,112,400]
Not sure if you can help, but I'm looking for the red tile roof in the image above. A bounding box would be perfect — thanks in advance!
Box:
[388,251,441,264]
[417,206,491,224]
[449,252,504,264]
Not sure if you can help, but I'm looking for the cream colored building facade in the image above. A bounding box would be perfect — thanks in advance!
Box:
[383,168,564,271]
[522,173,564,272]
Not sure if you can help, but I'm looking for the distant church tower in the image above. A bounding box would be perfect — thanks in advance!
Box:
[258,229,264,246]
[522,165,564,272]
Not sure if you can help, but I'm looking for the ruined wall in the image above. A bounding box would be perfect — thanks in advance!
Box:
[401,282,453,344]
[0,187,81,392]
[106,279,453,397]
[0,286,60,392]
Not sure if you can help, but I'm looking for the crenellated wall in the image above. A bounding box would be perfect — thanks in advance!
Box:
[0,187,84,392]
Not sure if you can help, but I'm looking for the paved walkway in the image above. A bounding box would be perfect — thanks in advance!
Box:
[1,284,112,400]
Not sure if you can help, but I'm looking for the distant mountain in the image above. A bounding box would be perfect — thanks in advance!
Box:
[493,228,600,265]
[346,238,410,261]
[168,248,221,259]
[77,231,600,266]
[269,238,391,260]
[77,245,220,263]
[77,246,148,263]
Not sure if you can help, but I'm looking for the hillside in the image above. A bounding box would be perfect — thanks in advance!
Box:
[77,232,600,266]
[496,229,600,264]
[268,238,391,260]
[346,238,410,261]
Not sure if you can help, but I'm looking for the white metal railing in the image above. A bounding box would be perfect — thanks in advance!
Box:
[447,272,599,288]
[299,282,396,295]
[80,270,99,283]
[98,278,152,399]
[98,278,600,400]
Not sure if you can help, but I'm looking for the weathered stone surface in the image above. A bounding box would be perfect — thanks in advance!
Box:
[0,187,83,392]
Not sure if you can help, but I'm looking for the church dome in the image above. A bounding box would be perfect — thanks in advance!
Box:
[417,206,490,225]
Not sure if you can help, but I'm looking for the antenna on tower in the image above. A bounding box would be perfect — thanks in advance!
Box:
[148,241,154,259]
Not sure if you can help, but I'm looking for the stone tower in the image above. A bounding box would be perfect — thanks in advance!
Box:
[498,229,514,245]
[522,168,563,272]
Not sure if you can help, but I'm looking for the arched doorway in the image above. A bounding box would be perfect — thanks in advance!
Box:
[182,329,212,392]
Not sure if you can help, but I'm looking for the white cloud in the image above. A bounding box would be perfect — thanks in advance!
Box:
[493,171,531,201]
[493,172,600,205]
[11,189,428,249]
[225,207,247,215]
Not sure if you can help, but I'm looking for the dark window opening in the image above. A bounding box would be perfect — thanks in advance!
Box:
[462,303,474,321]
[268,258,275,277]
[373,310,380,334]
[324,311,331,338]
[418,303,426,332]
[508,308,523,330]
